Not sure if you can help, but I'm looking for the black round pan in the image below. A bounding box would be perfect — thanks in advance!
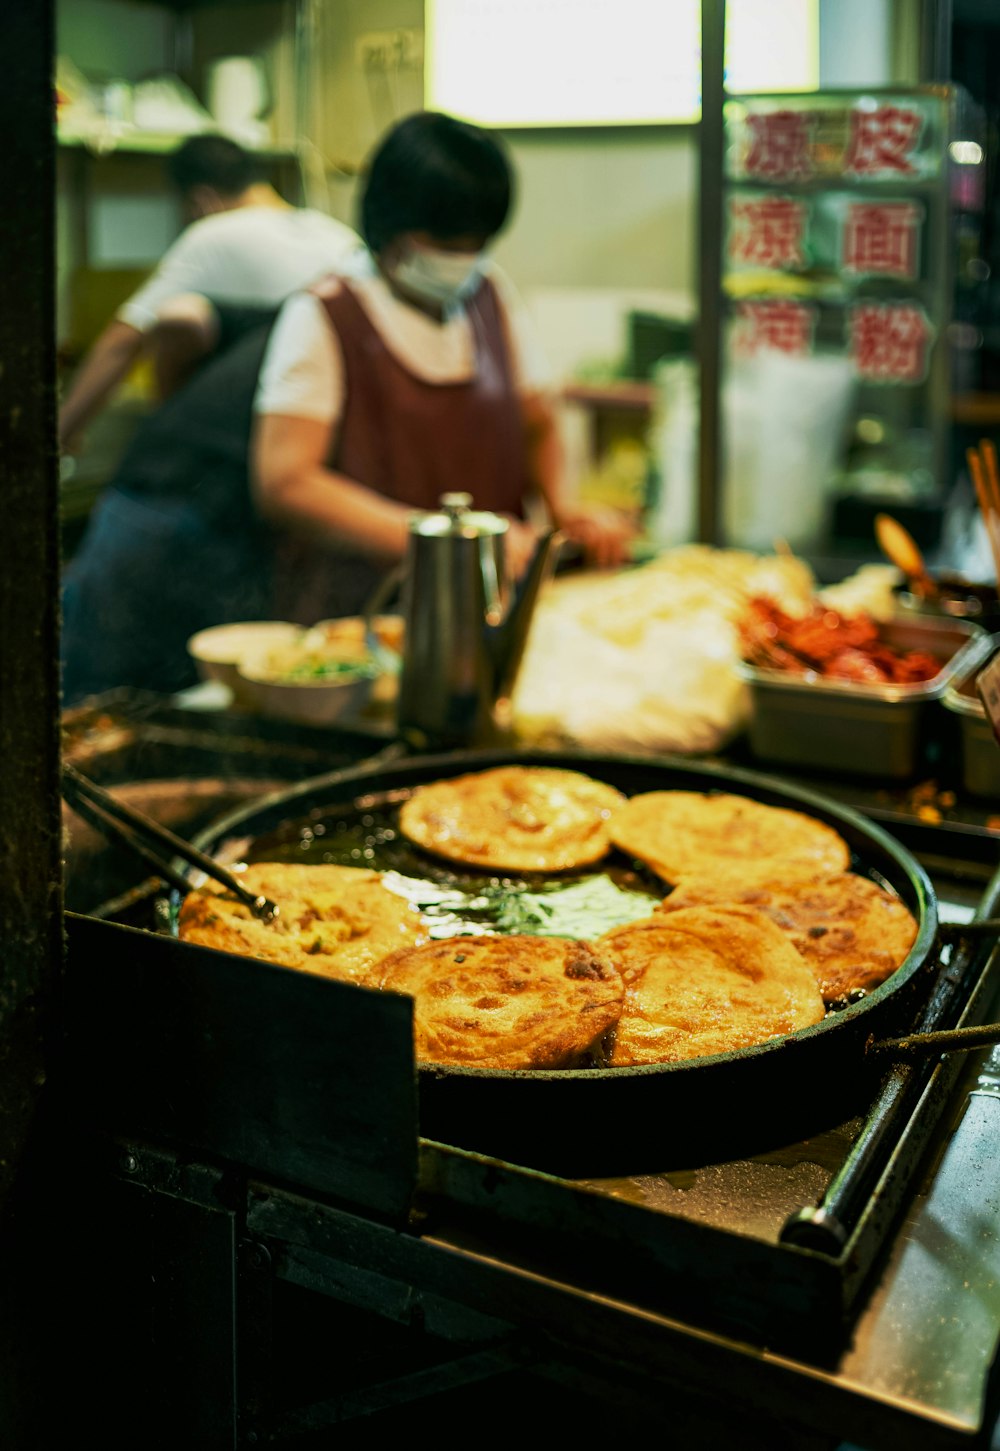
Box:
[160,747,950,1173]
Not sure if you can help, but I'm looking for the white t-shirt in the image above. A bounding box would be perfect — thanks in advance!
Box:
[116,205,362,332]
[253,252,552,428]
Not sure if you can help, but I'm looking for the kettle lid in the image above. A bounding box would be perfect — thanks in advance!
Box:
[411,491,508,540]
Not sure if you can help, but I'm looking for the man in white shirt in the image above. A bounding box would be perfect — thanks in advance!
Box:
[58,132,360,453]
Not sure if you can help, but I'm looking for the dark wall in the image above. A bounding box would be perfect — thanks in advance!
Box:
[0,0,68,1443]
[952,7,1000,389]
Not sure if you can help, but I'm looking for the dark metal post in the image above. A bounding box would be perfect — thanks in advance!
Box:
[698,0,727,544]
[920,0,953,83]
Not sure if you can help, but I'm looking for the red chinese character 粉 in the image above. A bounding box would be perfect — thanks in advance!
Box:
[849,303,931,382]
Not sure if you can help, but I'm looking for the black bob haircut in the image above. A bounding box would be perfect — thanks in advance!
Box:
[166,133,262,197]
[360,111,513,253]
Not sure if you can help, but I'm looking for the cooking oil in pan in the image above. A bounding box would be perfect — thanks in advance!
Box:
[238,790,665,940]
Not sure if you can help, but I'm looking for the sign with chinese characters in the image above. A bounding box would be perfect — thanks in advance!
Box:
[726,192,926,283]
[723,89,950,387]
[727,93,945,183]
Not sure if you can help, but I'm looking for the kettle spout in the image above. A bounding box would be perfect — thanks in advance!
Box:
[489,529,564,702]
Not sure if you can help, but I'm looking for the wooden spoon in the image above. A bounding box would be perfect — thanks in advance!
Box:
[874,513,939,601]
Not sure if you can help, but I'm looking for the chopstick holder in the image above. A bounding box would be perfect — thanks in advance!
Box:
[61,763,279,922]
[981,437,1000,517]
[966,440,1000,586]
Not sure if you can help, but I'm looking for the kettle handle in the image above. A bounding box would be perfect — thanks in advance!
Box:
[361,564,405,664]
[492,528,564,701]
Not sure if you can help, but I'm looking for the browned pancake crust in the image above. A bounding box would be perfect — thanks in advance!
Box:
[600,905,825,1064]
[377,935,624,1069]
[609,790,851,889]
[398,765,626,872]
[660,872,918,1004]
[177,862,427,985]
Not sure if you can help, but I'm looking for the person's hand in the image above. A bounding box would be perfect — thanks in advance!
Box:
[552,501,639,570]
[500,516,545,581]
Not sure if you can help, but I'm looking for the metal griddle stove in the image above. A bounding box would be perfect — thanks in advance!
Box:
[60,693,1000,1450]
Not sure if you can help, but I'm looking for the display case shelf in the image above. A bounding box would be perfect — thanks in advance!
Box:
[57,125,300,161]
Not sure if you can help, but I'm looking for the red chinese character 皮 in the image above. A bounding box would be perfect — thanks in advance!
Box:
[842,202,922,279]
[843,106,923,176]
[849,303,931,382]
[729,197,808,269]
[744,110,814,180]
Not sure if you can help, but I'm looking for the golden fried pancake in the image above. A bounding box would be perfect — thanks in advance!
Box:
[177,862,427,985]
[398,765,626,873]
[609,790,850,889]
[660,872,918,1004]
[377,935,624,1069]
[600,905,825,1064]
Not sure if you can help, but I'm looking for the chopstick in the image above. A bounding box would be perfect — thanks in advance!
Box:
[870,1021,1000,1059]
[966,438,1000,586]
[61,763,279,922]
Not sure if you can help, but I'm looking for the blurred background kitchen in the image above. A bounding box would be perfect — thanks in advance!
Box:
[55,0,1000,581]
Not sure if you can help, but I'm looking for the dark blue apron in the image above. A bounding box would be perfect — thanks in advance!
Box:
[61,308,279,704]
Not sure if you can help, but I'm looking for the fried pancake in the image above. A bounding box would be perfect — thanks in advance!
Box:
[659,872,918,1004]
[377,935,625,1069]
[609,790,851,889]
[398,765,626,873]
[177,862,428,985]
[601,905,826,1064]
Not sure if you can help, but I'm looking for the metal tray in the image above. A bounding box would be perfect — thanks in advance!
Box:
[941,644,1000,801]
[736,614,990,780]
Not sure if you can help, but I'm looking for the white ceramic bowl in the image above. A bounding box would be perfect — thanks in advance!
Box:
[235,637,381,727]
[186,621,303,697]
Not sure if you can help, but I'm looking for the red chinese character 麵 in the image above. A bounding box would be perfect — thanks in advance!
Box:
[843,106,923,176]
[843,202,922,279]
[744,110,814,180]
[849,303,930,381]
[729,197,808,269]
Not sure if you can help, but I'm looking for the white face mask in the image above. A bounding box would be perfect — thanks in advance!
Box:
[391,243,485,310]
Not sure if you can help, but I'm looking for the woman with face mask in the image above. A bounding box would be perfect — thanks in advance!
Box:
[252,110,636,625]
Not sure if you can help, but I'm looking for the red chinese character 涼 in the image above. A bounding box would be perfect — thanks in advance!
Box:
[744,110,814,180]
[849,303,931,382]
[843,106,923,176]
[729,197,808,269]
[732,299,816,358]
[843,202,922,279]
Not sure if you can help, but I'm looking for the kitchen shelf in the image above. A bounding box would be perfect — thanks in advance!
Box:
[951,391,1000,425]
[57,125,300,161]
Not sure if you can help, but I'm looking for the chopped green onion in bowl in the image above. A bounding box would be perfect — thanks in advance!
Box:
[278,657,379,684]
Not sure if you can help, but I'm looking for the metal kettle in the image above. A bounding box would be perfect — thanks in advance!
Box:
[393,493,561,749]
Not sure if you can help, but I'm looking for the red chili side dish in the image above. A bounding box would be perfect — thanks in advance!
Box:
[739,597,941,685]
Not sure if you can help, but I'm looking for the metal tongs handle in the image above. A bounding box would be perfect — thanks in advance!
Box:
[61,763,279,923]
